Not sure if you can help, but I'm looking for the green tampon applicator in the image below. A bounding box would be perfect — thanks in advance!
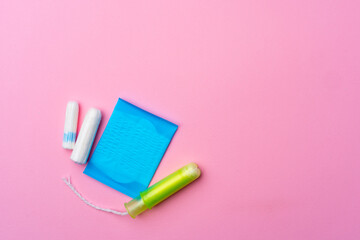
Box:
[125,163,201,218]
[63,163,201,218]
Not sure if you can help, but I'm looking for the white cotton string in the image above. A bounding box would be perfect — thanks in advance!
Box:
[62,177,128,216]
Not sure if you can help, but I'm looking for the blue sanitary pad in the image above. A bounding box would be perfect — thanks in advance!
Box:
[84,98,178,198]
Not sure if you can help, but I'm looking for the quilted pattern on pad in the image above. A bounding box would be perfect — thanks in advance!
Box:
[84,98,178,198]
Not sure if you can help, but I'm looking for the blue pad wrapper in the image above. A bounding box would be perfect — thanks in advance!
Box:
[84,98,178,198]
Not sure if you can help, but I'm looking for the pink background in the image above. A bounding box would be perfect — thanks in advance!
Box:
[1,1,360,239]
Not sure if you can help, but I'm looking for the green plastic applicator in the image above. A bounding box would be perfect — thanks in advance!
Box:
[124,163,201,218]
[63,163,201,218]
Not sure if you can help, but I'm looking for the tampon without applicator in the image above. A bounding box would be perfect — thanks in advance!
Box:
[71,108,101,164]
[63,101,79,149]
[124,163,201,218]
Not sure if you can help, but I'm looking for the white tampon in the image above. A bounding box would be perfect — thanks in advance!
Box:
[63,101,79,149]
[71,108,101,164]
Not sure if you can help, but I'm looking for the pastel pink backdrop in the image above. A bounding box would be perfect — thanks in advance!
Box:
[0,1,359,239]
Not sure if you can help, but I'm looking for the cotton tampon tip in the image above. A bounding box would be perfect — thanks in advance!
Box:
[63,101,79,149]
[71,108,101,164]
